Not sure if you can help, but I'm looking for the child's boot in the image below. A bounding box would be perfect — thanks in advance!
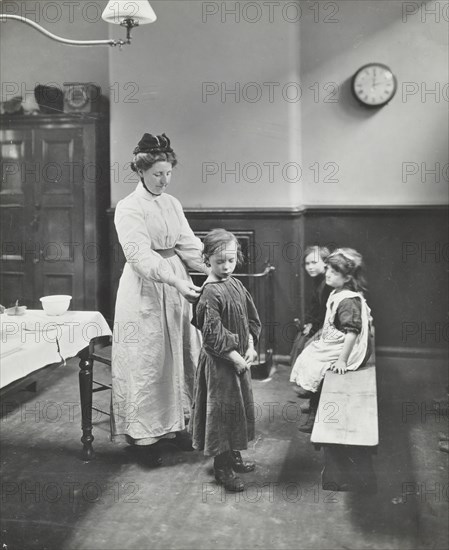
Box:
[172,430,195,451]
[310,390,321,411]
[300,390,320,413]
[292,384,313,399]
[230,450,256,473]
[298,411,316,433]
[214,452,244,492]
[298,390,320,434]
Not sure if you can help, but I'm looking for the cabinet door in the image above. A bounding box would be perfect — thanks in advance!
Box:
[32,127,85,309]
[0,128,35,306]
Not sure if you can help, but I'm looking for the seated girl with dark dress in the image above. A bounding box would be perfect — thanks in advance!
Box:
[290,246,332,368]
[290,248,373,432]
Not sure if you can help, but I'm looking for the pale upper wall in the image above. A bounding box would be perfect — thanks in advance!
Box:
[1,1,447,208]
[300,0,448,206]
[108,0,447,207]
[0,0,110,106]
[108,0,301,208]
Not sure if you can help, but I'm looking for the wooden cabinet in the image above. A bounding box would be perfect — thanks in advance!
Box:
[0,114,110,314]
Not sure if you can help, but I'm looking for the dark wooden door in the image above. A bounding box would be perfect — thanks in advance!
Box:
[0,127,35,307]
[32,127,85,309]
[1,114,110,314]
[1,125,85,309]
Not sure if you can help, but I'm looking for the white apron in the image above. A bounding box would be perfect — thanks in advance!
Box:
[111,184,206,444]
[290,289,371,392]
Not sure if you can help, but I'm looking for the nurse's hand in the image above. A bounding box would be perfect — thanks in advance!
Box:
[175,279,202,303]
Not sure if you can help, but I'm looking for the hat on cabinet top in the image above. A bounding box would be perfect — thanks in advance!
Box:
[34,85,64,114]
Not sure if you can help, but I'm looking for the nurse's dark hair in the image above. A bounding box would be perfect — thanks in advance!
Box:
[326,247,367,293]
[130,132,177,173]
[130,151,177,173]
[202,229,244,267]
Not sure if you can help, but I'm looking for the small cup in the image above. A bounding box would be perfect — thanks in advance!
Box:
[5,305,27,316]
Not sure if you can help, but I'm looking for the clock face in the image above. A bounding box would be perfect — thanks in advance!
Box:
[352,64,397,107]
[67,86,89,109]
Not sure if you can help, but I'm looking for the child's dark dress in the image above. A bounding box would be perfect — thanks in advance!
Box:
[305,272,333,336]
[190,277,261,457]
[290,273,333,366]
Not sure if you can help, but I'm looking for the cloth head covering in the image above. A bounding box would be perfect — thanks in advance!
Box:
[329,248,362,269]
[133,133,173,155]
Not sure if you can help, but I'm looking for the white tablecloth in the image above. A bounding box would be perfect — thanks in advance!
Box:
[0,310,112,389]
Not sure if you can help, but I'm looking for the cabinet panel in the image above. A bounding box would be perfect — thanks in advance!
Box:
[37,128,82,194]
[1,208,26,260]
[1,273,26,305]
[0,115,110,314]
[1,137,27,194]
[34,128,84,308]
[42,273,74,297]
[41,208,73,261]
[0,128,35,306]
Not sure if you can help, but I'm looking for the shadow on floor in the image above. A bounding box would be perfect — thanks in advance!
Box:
[1,356,448,550]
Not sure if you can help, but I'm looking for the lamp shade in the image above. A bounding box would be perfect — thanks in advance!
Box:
[102,1,157,25]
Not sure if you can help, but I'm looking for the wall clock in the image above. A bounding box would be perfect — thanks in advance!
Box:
[63,83,101,113]
[351,63,397,107]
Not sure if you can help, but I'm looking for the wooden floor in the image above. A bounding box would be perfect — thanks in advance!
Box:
[0,355,448,550]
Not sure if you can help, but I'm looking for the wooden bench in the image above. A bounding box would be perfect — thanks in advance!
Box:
[310,329,378,492]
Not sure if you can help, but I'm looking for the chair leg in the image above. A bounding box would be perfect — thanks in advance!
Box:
[79,355,95,461]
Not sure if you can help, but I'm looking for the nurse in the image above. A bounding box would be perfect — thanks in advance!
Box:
[111,132,207,461]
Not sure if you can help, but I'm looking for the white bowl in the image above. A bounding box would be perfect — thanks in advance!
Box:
[40,295,72,316]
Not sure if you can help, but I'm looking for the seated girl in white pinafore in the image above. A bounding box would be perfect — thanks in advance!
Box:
[290,248,372,399]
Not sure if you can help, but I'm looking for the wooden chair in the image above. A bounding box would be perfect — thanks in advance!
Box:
[78,335,112,461]
[90,335,113,417]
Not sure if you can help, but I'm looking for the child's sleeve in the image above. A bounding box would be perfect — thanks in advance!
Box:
[193,288,240,360]
[305,281,331,331]
[335,297,362,334]
[304,291,320,327]
[244,288,262,345]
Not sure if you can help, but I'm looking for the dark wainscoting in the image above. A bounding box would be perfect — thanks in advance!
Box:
[304,206,448,357]
[106,207,305,358]
[106,205,448,358]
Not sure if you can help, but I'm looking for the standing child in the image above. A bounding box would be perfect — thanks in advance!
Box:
[290,248,372,430]
[290,246,332,368]
[190,229,261,492]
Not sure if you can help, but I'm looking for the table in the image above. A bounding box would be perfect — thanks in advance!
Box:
[0,310,111,389]
[1,310,112,461]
